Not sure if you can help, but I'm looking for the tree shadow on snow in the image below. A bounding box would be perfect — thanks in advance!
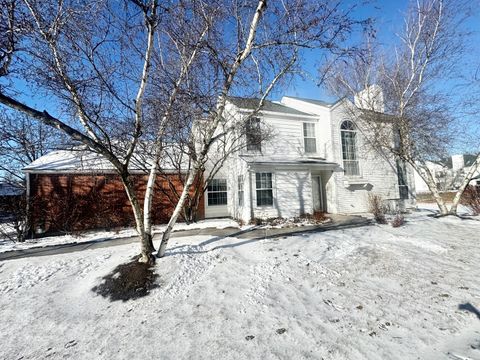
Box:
[458,303,480,320]
[92,257,159,301]
[166,220,370,256]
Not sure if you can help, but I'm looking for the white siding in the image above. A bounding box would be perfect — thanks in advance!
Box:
[240,114,323,158]
[204,97,416,221]
[251,169,313,219]
[329,105,401,213]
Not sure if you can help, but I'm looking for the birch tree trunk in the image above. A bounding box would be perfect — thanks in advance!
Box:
[412,161,449,215]
[143,159,159,247]
[157,167,198,257]
[120,172,155,263]
[141,24,209,245]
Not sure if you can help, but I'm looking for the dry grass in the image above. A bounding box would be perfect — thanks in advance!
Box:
[416,191,458,203]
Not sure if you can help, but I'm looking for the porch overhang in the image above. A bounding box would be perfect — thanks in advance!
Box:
[240,155,339,170]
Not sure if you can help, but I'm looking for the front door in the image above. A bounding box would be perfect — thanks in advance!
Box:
[312,175,326,212]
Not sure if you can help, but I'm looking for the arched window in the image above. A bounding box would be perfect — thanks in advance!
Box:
[340,120,359,176]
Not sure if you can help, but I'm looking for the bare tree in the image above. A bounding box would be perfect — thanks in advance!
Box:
[0,110,64,241]
[153,0,371,257]
[0,110,63,184]
[324,0,480,216]
[0,0,160,262]
[155,106,275,224]
[1,0,369,262]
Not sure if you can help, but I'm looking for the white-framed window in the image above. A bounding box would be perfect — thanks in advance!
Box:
[255,172,273,206]
[207,179,227,206]
[303,122,317,153]
[238,175,244,206]
[246,117,262,151]
[340,120,360,176]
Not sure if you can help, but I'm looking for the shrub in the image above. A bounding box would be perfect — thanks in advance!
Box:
[249,217,263,226]
[391,213,405,228]
[461,186,480,215]
[236,218,245,227]
[312,211,327,222]
[367,193,387,224]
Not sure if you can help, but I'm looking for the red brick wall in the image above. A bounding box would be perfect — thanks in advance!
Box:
[29,173,205,234]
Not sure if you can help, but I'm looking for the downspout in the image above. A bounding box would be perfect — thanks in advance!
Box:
[25,172,32,238]
[248,165,254,221]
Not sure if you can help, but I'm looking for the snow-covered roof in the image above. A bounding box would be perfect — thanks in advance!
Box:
[227,97,313,116]
[240,155,338,168]
[23,148,189,174]
[281,96,340,108]
[0,183,23,196]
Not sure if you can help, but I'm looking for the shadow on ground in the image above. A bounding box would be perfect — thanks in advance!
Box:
[459,302,480,320]
[92,257,159,301]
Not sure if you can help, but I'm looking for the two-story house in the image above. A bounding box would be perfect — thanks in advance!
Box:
[203,96,415,222]
[23,94,414,234]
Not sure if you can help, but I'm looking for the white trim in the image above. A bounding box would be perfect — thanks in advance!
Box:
[237,109,318,120]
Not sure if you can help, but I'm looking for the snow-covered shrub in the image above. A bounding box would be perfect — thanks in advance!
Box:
[461,186,480,215]
[391,214,405,227]
[367,193,387,224]
[248,214,329,228]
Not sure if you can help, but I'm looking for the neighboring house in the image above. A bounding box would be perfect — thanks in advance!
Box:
[413,161,449,194]
[413,154,480,193]
[0,182,24,213]
[23,149,203,234]
[25,93,415,234]
[204,95,415,222]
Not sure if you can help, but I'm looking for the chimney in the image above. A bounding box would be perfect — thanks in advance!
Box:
[354,84,384,112]
[451,154,465,171]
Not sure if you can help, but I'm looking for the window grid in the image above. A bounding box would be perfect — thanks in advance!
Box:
[256,172,273,206]
[303,123,317,153]
[207,179,228,206]
[341,121,360,176]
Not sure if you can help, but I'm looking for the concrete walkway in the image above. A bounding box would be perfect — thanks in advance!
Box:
[0,214,370,261]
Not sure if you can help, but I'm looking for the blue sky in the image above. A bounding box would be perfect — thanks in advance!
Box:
[4,1,479,133]
[285,0,480,103]
[284,1,409,100]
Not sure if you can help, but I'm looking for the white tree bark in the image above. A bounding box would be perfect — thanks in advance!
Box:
[142,24,209,244]
[17,0,159,262]
[120,173,155,263]
[156,0,269,258]
[412,161,449,215]
[157,167,198,257]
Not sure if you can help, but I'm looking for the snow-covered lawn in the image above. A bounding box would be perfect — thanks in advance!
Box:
[0,209,479,359]
[0,218,241,253]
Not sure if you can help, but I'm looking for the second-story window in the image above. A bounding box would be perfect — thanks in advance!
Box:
[341,120,360,176]
[246,117,262,151]
[303,123,317,153]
